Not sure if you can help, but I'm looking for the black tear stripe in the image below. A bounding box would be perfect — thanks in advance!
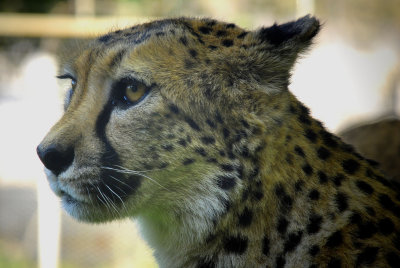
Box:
[95,101,143,205]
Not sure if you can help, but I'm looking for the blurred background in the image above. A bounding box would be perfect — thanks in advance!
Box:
[0,0,399,267]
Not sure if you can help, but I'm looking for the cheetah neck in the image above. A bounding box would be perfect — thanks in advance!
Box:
[136,93,381,267]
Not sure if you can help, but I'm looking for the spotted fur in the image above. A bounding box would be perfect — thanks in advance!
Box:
[37,16,400,267]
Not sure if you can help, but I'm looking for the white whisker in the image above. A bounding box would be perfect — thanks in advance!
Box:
[101,166,170,191]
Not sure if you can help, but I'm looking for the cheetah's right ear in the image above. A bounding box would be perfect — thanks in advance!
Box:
[257,15,320,53]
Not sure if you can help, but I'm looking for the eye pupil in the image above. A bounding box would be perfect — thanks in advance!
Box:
[127,84,137,93]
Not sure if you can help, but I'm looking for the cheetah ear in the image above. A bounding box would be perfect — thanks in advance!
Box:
[248,15,320,90]
[257,15,320,51]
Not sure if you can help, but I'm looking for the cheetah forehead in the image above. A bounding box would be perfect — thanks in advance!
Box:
[69,16,319,80]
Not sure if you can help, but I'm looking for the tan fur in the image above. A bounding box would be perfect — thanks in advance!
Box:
[37,16,400,267]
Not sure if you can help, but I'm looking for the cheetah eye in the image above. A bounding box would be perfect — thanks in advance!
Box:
[57,74,77,109]
[57,74,77,90]
[112,77,151,107]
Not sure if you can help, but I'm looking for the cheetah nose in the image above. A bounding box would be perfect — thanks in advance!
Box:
[36,144,74,176]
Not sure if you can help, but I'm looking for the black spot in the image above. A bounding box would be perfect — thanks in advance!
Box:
[327,258,341,268]
[201,136,216,145]
[253,191,264,201]
[199,26,212,34]
[222,39,233,47]
[308,189,320,200]
[356,180,374,195]
[386,252,400,268]
[320,130,338,148]
[238,207,253,227]
[98,34,112,43]
[217,175,236,190]
[262,236,270,256]
[196,258,215,268]
[241,119,250,128]
[356,246,379,266]
[307,214,323,234]
[350,212,362,224]
[236,165,244,180]
[159,162,169,168]
[302,164,313,176]
[276,255,286,268]
[206,119,216,128]
[237,31,248,39]
[208,45,217,50]
[333,174,345,187]
[356,221,377,239]
[184,117,201,131]
[155,31,165,37]
[216,30,227,37]
[184,59,195,69]
[275,184,293,212]
[294,146,305,157]
[223,236,248,254]
[168,104,180,114]
[109,49,126,68]
[215,111,223,124]
[378,217,395,235]
[379,193,395,210]
[326,230,343,248]
[195,147,207,157]
[283,231,303,253]
[207,158,218,163]
[277,217,289,235]
[318,171,328,184]
[183,158,195,165]
[226,23,236,28]
[240,146,250,158]
[298,114,311,125]
[295,180,304,192]
[394,232,400,251]
[179,36,188,46]
[305,129,317,143]
[166,133,175,139]
[189,49,198,58]
[317,146,331,160]
[379,194,400,218]
[249,168,259,179]
[309,245,320,256]
[178,139,187,147]
[222,128,230,138]
[366,206,375,216]
[220,164,234,172]
[335,192,348,212]
[342,159,360,174]
[162,144,174,151]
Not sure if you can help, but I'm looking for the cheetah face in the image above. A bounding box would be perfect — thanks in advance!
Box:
[37,17,319,223]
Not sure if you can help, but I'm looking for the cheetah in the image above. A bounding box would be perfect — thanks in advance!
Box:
[37,16,400,267]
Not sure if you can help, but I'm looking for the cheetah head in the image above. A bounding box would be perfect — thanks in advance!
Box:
[37,16,320,226]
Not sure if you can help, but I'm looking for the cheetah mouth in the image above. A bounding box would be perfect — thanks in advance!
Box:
[60,190,83,204]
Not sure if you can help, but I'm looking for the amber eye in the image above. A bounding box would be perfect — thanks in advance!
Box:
[113,77,150,107]
[123,82,148,104]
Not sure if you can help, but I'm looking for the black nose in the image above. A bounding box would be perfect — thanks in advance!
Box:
[36,145,74,175]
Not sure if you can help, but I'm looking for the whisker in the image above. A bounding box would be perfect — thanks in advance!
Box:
[109,175,136,190]
[102,166,170,191]
[103,183,128,212]
[96,186,115,215]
